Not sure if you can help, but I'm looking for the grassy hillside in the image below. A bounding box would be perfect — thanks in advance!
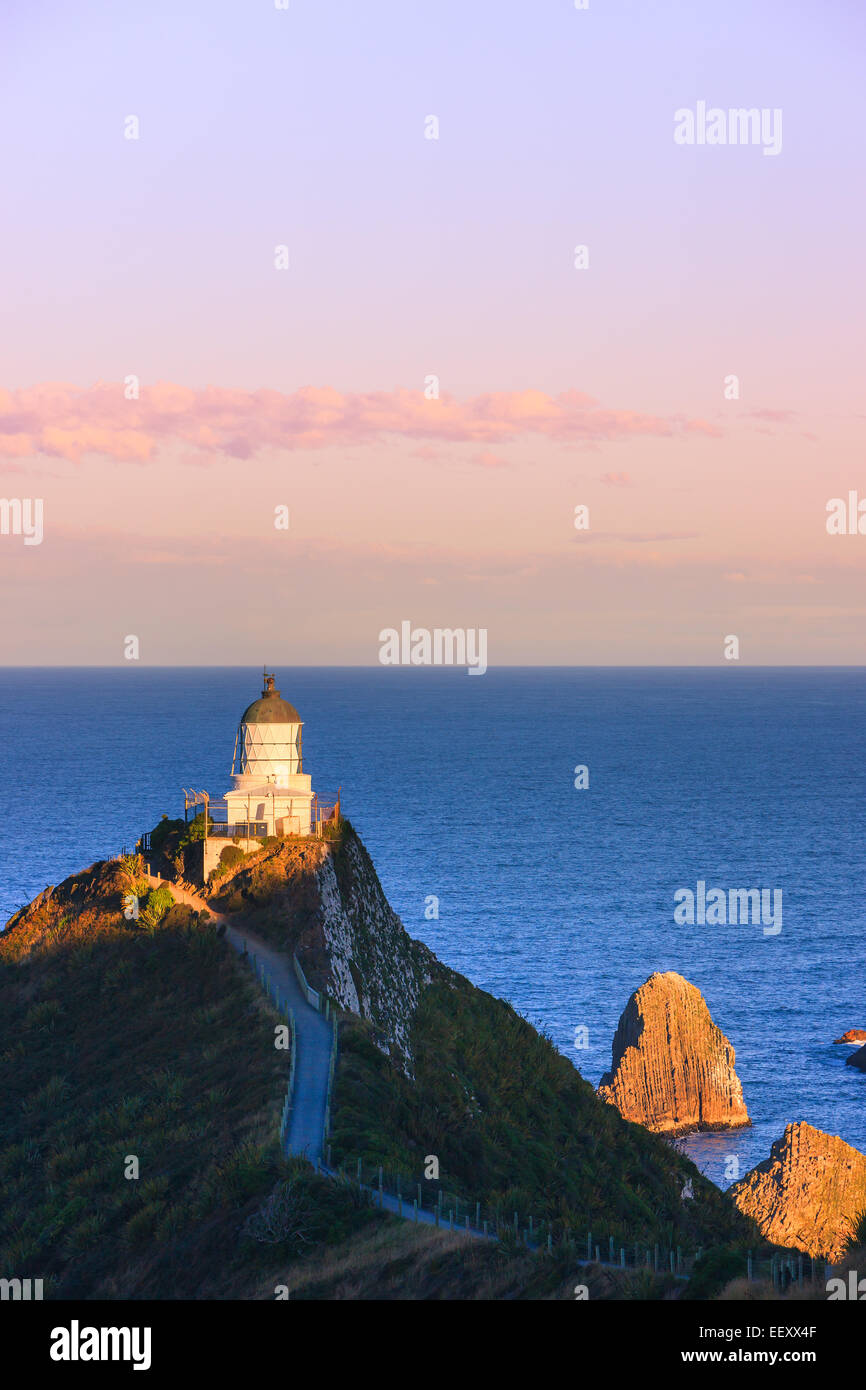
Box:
[0,856,376,1297]
[330,980,755,1255]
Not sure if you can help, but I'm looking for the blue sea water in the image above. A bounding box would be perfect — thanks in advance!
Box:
[1,666,864,1187]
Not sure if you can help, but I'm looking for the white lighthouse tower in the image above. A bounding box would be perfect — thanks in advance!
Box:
[222,672,314,836]
[192,672,317,877]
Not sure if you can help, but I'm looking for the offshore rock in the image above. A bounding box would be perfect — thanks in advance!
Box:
[835,1028,866,1044]
[597,971,750,1135]
[729,1122,866,1260]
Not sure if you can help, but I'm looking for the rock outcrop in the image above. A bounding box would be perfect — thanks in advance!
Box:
[846,1045,866,1072]
[834,1028,866,1044]
[729,1122,866,1260]
[597,971,750,1135]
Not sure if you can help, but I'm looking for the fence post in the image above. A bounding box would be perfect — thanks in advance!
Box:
[475,1201,480,1229]
[413,1199,418,1223]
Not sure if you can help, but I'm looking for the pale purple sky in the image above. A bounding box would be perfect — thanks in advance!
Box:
[1,1,864,664]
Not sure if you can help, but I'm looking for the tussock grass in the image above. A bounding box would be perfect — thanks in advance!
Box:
[0,858,293,1297]
[330,978,753,1256]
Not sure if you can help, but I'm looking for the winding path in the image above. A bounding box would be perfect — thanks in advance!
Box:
[142,869,689,1274]
[143,870,332,1163]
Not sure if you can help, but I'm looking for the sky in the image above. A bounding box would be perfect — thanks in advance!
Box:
[1,0,864,665]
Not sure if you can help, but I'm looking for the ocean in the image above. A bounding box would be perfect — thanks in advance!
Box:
[2,666,864,1186]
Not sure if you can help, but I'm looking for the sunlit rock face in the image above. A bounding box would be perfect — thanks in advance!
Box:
[729,1121,866,1261]
[597,971,750,1136]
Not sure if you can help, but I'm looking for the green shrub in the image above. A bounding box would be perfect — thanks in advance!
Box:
[139,886,174,929]
[685,1245,749,1300]
[186,812,212,842]
[219,846,244,869]
[149,816,184,859]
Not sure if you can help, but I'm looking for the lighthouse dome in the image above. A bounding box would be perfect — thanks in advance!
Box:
[240,690,300,724]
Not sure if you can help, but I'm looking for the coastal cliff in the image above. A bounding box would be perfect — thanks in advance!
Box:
[729,1122,866,1261]
[201,825,436,1072]
[597,972,750,1136]
[0,826,754,1297]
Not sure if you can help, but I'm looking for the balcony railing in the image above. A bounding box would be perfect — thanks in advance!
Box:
[208,822,268,839]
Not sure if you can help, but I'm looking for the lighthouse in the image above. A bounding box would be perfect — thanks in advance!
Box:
[222,672,314,836]
[147,671,340,884]
[184,672,319,878]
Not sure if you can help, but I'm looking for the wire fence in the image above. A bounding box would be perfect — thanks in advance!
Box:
[321,1156,829,1286]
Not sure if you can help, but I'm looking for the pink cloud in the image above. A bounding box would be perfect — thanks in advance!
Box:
[0,382,723,465]
[469,450,510,468]
[574,530,699,546]
[746,408,796,423]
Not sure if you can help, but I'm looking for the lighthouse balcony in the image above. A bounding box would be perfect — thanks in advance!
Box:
[208,821,269,839]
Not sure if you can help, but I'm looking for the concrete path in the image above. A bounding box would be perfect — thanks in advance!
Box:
[143,869,333,1163]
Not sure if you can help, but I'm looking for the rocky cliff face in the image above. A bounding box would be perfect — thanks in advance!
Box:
[729,1122,866,1260]
[597,971,750,1135]
[314,829,437,1069]
[207,822,436,1073]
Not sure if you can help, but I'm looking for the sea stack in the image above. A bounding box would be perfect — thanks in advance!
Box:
[834,1028,866,1044]
[597,971,750,1135]
[846,1044,866,1072]
[729,1122,866,1261]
